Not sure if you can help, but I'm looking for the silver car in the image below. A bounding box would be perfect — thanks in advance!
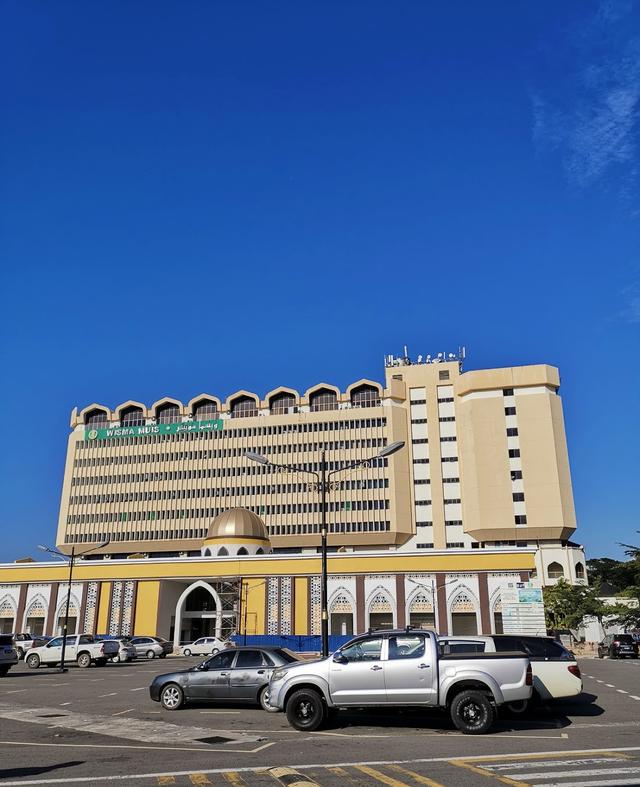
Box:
[130,636,173,659]
[107,638,137,663]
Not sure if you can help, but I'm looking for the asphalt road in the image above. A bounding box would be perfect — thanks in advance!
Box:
[0,656,638,787]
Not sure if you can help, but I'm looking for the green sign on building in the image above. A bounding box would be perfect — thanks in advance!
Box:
[85,419,224,441]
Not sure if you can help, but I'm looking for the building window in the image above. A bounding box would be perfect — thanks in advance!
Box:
[510,470,523,480]
[156,403,180,423]
[508,449,520,458]
[121,406,144,426]
[439,370,450,380]
[230,395,258,418]
[417,543,434,549]
[547,561,564,579]
[193,399,219,421]
[412,438,428,444]
[411,418,427,424]
[506,427,518,436]
[575,562,585,579]
[84,408,108,427]
[416,521,433,527]
[514,515,527,525]
[446,542,465,548]
[512,492,525,502]
[505,407,516,416]
[350,384,381,408]
[269,392,296,414]
[309,388,338,412]
[503,388,514,396]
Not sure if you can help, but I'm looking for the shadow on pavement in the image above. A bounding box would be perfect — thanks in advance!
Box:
[0,761,85,779]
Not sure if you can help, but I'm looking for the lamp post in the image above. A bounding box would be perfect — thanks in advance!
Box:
[407,575,461,632]
[38,540,109,672]
[246,440,404,658]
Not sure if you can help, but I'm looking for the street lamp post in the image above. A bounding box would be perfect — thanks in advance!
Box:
[407,576,463,632]
[246,440,404,658]
[38,540,109,672]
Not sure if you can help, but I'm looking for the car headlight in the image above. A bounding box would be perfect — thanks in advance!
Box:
[271,668,287,683]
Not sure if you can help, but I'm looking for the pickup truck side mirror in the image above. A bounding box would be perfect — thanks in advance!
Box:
[332,652,348,664]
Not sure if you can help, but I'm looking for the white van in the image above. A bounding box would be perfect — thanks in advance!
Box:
[438,634,582,713]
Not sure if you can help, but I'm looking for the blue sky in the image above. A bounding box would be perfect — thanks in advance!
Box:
[1,1,638,562]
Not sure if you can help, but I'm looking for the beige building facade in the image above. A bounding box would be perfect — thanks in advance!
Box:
[55,351,584,587]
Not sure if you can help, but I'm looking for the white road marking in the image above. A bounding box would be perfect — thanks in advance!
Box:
[605,683,615,687]
[596,679,604,683]
[0,746,637,786]
[89,679,104,682]
[112,708,135,716]
[630,695,640,700]
[5,690,27,694]
[511,767,640,780]
[531,780,640,787]
[617,689,629,693]
[129,687,146,691]
[486,758,625,770]
[199,711,241,714]
[99,693,118,698]
[60,702,72,706]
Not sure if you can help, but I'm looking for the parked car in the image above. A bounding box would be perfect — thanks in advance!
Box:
[149,646,299,711]
[12,633,50,659]
[438,635,582,712]
[106,638,137,663]
[268,627,533,734]
[0,634,19,676]
[180,637,230,657]
[598,633,639,659]
[25,634,119,668]
[130,636,173,659]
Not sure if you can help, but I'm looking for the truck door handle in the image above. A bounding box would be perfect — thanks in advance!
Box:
[418,664,430,669]
[370,665,382,671]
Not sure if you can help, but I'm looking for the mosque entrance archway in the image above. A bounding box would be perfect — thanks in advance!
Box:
[172,580,238,649]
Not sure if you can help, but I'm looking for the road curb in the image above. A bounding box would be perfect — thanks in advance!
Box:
[268,766,322,787]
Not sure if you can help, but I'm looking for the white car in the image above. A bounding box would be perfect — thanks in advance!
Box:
[180,636,230,657]
[438,634,582,712]
[25,634,119,668]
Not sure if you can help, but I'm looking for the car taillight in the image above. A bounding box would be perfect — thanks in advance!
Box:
[568,664,581,678]
[525,664,533,686]
[613,640,620,646]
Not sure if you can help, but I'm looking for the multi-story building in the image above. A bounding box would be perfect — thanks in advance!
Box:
[56,350,584,585]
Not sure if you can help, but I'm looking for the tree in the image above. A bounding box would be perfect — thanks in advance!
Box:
[543,580,609,633]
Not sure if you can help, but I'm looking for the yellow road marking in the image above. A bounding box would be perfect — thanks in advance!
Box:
[328,766,362,785]
[449,759,529,787]
[223,773,247,786]
[189,775,212,785]
[157,778,176,785]
[386,763,444,786]
[355,764,410,786]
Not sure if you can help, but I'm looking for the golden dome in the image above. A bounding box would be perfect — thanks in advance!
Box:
[204,508,269,542]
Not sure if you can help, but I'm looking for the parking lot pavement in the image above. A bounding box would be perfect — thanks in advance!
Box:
[0,656,638,786]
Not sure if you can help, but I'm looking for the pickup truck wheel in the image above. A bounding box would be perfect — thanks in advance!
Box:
[77,652,92,668]
[26,654,40,669]
[505,698,529,715]
[259,685,279,713]
[160,683,184,710]
[450,690,494,735]
[286,688,326,731]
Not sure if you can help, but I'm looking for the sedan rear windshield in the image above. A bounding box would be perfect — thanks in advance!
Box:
[616,635,634,643]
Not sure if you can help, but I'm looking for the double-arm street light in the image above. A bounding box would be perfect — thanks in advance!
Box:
[38,540,109,672]
[246,440,405,658]
[407,575,463,630]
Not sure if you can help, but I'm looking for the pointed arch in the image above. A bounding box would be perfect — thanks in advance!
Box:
[115,400,148,425]
[489,587,504,634]
[365,585,395,630]
[306,384,341,412]
[346,379,382,408]
[79,404,111,425]
[447,584,480,636]
[173,581,222,650]
[265,386,299,414]
[188,395,221,421]
[152,397,184,423]
[406,584,436,630]
[0,594,17,629]
[227,391,259,418]
[23,593,48,633]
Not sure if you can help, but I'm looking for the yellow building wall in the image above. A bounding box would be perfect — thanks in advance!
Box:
[242,578,266,635]
[134,581,161,636]
[294,577,308,634]
[96,582,111,633]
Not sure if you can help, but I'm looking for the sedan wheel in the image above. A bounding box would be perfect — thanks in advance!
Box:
[160,684,184,710]
[146,650,156,660]
[183,648,192,657]
[259,685,279,713]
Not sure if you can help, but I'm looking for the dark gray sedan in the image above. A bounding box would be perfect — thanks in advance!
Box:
[149,646,299,711]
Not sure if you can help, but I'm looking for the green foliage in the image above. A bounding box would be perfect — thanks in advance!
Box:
[543,579,610,632]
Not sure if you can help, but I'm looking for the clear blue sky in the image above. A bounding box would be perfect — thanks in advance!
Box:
[1,1,638,562]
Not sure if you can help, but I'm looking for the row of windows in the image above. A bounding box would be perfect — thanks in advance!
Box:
[438,396,454,403]
[412,456,459,465]
[411,418,427,424]
[70,479,390,504]
[64,519,392,544]
[74,439,387,468]
[416,542,434,549]
[80,418,388,445]
[413,476,459,486]
[66,499,391,524]
[446,542,465,548]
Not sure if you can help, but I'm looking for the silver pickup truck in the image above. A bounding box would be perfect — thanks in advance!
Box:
[268,628,532,734]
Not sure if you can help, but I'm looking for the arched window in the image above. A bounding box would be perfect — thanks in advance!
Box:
[156,403,180,424]
[350,384,381,408]
[309,388,338,412]
[330,593,354,635]
[408,592,435,629]
[121,406,145,426]
[256,548,264,555]
[0,597,16,635]
[230,396,258,419]
[547,561,564,579]
[217,547,229,557]
[203,548,211,557]
[575,562,585,579]
[237,547,248,556]
[84,408,108,427]
[493,597,503,634]
[368,592,393,630]
[270,392,296,415]
[193,399,219,421]
[450,591,478,635]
